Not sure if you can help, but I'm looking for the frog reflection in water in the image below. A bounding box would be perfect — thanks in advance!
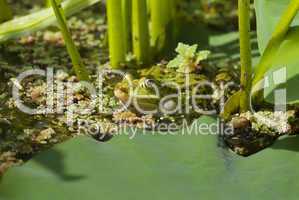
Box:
[114,66,214,116]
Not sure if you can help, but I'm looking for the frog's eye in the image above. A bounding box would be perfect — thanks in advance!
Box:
[143,79,155,88]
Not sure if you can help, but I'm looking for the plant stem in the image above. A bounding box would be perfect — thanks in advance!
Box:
[0,0,12,23]
[150,0,175,57]
[46,0,61,7]
[122,0,132,53]
[106,0,126,68]
[132,0,150,65]
[50,0,90,81]
[238,0,252,112]
[46,0,51,7]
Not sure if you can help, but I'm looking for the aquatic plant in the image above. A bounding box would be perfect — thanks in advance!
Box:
[222,0,253,116]
[150,0,175,57]
[50,0,90,81]
[167,43,210,73]
[106,0,177,67]
[253,0,299,88]
[132,0,150,66]
[238,0,252,112]
[106,0,127,68]
[2,1,299,197]
[223,0,299,119]
[122,0,132,53]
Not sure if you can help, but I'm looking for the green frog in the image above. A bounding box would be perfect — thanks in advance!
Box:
[114,66,211,115]
[114,43,215,116]
[114,75,175,114]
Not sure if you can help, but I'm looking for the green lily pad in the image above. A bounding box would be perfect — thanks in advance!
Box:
[1,116,299,199]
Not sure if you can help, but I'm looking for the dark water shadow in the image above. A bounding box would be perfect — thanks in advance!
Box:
[176,21,212,50]
[209,33,260,63]
[33,149,86,182]
[271,135,299,152]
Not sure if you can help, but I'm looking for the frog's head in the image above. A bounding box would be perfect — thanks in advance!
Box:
[114,75,160,113]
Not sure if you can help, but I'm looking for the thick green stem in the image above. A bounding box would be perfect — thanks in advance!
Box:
[106,0,126,68]
[0,0,12,23]
[50,0,90,81]
[46,0,61,8]
[46,0,51,7]
[150,0,175,57]
[122,0,132,53]
[132,0,150,65]
[238,0,252,112]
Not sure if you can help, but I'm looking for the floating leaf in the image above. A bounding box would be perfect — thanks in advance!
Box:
[1,116,299,199]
